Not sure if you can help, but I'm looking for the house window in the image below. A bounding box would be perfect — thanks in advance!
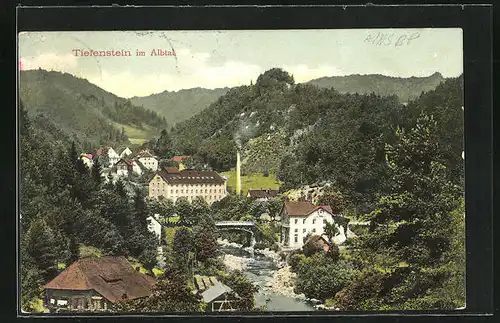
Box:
[176,190,178,193]
[171,190,173,194]
[303,219,306,224]
[294,228,298,233]
[303,229,306,233]
[294,219,298,224]
[323,219,327,224]
[312,228,316,233]
[312,219,316,224]
[294,234,298,243]
[181,190,184,194]
[196,190,198,193]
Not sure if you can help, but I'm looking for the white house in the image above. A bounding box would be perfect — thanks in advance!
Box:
[137,150,158,171]
[131,160,143,175]
[279,200,343,249]
[147,214,162,241]
[115,158,132,177]
[107,147,120,167]
[120,147,133,158]
[80,153,93,168]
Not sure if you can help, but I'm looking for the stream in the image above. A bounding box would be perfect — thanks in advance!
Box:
[220,244,316,311]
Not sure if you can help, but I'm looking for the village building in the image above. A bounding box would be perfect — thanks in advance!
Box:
[147,214,162,241]
[92,147,120,167]
[115,158,144,177]
[279,200,340,249]
[80,153,93,168]
[115,158,133,176]
[304,234,331,253]
[107,147,120,167]
[171,155,191,170]
[247,189,279,201]
[193,275,238,312]
[137,150,158,171]
[120,147,133,158]
[148,166,227,204]
[43,256,156,313]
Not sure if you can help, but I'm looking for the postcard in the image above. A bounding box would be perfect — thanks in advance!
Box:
[18,28,465,314]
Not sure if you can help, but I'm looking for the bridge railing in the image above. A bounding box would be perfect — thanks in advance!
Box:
[215,221,254,226]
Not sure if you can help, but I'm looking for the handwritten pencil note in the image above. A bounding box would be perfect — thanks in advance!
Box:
[365,32,420,47]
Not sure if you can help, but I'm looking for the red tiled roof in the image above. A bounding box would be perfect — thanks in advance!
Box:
[247,189,279,198]
[283,200,333,217]
[172,155,191,163]
[44,256,156,303]
[309,235,330,245]
[156,169,225,185]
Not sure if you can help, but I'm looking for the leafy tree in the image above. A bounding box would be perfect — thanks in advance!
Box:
[317,188,347,214]
[220,270,259,311]
[193,217,219,263]
[323,221,340,244]
[175,197,192,225]
[113,275,203,313]
[345,113,463,310]
[294,253,356,301]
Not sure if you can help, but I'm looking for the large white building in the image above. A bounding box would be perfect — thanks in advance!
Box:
[149,167,227,204]
[137,150,158,172]
[280,200,342,249]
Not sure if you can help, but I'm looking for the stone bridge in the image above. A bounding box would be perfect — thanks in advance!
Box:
[215,221,256,248]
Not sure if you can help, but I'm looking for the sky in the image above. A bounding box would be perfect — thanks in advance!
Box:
[18,29,463,98]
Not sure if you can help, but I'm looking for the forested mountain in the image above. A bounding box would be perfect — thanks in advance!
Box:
[167,68,463,213]
[130,87,230,125]
[306,72,445,103]
[19,69,167,150]
[129,73,444,125]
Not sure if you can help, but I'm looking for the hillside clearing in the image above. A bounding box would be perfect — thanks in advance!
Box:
[221,171,281,195]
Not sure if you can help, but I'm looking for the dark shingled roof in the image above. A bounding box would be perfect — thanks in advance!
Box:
[43,256,156,304]
[136,150,155,159]
[283,200,333,217]
[157,169,226,185]
[116,158,133,167]
[247,189,279,199]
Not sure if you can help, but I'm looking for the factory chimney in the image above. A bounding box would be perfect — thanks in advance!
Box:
[236,150,241,195]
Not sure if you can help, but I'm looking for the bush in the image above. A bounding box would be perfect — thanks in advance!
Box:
[294,253,357,301]
[288,253,306,272]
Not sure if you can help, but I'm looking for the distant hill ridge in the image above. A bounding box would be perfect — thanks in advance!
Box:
[130,87,230,125]
[306,72,445,103]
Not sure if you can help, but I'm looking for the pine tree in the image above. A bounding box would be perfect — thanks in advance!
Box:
[133,186,148,227]
[25,218,58,282]
[91,158,103,187]
[68,237,80,264]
